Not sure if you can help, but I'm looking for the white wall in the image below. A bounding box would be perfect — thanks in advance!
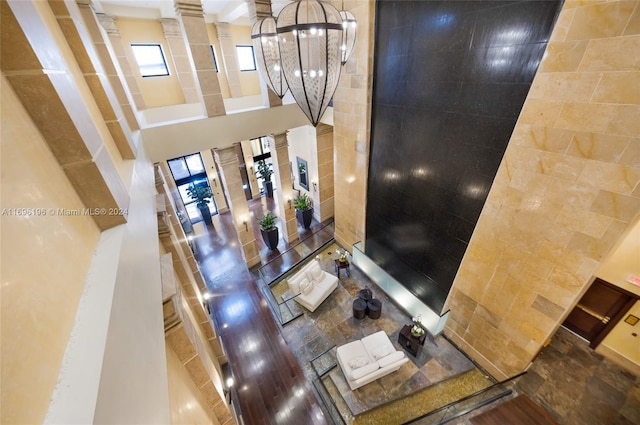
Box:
[597,215,640,297]
[287,125,316,195]
[93,146,170,424]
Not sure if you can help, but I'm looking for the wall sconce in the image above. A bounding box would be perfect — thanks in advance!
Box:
[243,219,248,232]
[312,181,318,192]
[287,197,292,210]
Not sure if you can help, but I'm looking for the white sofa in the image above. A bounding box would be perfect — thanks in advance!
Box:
[336,330,408,390]
[287,259,339,312]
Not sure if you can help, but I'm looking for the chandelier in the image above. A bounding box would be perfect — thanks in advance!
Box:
[339,7,357,64]
[251,0,357,127]
[251,17,288,98]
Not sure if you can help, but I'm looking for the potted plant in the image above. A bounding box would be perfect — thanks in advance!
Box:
[411,315,426,338]
[294,193,313,229]
[186,182,214,226]
[338,249,348,264]
[257,211,279,250]
[255,160,274,198]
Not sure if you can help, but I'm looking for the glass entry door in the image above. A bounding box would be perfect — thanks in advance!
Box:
[168,153,217,223]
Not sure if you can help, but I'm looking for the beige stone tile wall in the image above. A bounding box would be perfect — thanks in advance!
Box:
[315,123,335,221]
[444,0,640,379]
[332,0,374,251]
[166,342,219,425]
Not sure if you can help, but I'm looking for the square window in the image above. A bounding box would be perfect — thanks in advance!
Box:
[236,45,256,71]
[131,44,169,77]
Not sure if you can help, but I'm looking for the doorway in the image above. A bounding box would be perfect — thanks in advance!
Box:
[562,278,637,348]
[167,153,217,224]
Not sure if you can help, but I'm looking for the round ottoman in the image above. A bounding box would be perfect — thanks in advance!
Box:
[352,298,367,319]
[358,288,372,301]
[367,299,382,319]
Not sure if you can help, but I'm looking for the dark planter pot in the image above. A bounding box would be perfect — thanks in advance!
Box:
[264,181,274,198]
[296,208,313,229]
[261,228,279,250]
[198,205,213,226]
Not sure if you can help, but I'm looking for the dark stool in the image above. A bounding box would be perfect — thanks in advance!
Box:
[367,299,382,319]
[353,298,367,319]
[358,288,372,301]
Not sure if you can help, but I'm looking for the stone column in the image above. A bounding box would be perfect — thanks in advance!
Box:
[96,13,146,111]
[214,145,260,267]
[174,0,225,117]
[59,0,137,159]
[245,0,282,107]
[3,0,128,230]
[215,22,242,98]
[270,133,298,244]
[314,123,335,222]
[160,18,200,104]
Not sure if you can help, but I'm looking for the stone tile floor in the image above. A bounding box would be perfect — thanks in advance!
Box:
[449,326,640,425]
[512,326,639,425]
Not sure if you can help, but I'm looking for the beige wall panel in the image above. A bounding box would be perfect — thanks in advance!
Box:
[230,24,260,96]
[116,17,185,107]
[206,24,230,98]
[166,343,218,425]
[0,75,100,425]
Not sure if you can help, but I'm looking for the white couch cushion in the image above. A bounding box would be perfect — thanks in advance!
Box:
[300,278,313,295]
[349,361,379,381]
[348,355,370,369]
[377,351,405,368]
[371,345,392,360]
[307,262,324,282]
[288,273,304,294]
[361,331,394,354]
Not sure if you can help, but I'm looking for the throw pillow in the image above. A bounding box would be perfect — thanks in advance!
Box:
[371,346,392,360]
[309,263,324,281]
[288,275,302,294]
[300,278,313,295]
[378,351,405,368]
[348,355,369,369]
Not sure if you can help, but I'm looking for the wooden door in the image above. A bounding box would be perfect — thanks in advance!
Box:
[563,278,636,348]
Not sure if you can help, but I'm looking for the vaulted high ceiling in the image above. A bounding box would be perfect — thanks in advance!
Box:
[92,0,292,25]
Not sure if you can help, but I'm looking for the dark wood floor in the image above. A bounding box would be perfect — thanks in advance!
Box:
[469,395,560,425]
[194,195,330,425]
